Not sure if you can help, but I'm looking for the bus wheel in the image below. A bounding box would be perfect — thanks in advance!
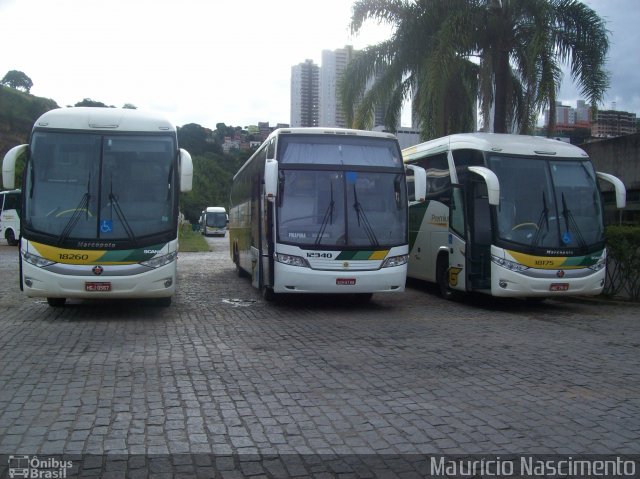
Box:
[436,256,458,301]
[6,230,18,246]
[354,293,373,303]
[262,286,276,302]
[47,297,66,307]
[157,297,172,307]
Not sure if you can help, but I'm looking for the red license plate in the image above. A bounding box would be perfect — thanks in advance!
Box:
[549,283,569,292]
[336,278,356,286]
[85,282,111,292]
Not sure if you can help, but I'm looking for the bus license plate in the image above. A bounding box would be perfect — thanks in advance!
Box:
[85,282,111,292]
[549,283,569,292]
[336,278,356,286]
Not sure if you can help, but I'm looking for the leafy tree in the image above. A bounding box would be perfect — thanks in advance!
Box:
[342,0,609,139]
[179,150,248,222]
[1,70,33,93]
[74,98,114,108]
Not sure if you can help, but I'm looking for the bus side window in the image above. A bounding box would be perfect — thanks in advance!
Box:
[416,153,451,204]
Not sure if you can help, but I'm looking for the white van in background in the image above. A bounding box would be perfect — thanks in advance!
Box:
[0,189,20,246]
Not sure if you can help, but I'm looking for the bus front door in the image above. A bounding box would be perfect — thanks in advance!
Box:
[447,185,467,295]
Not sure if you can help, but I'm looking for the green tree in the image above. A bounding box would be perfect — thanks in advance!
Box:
[74,98,114,108]
[1,70,33,93]
[342,0,609,139]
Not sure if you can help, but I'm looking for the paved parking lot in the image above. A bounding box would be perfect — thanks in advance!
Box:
[0,236,639,476]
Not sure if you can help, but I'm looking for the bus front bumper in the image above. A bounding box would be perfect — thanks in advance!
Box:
[272,262,407,294]
[22,261,177,299]
[490,262,605,298]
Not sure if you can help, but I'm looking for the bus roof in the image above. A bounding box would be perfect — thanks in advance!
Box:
[234,127,400,180]
[403,133,589,162]
[32,107,176,133]
[269,127,398,141]
[205,206,226,213]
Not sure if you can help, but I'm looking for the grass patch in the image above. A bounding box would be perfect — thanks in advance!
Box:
[178,227,210,252]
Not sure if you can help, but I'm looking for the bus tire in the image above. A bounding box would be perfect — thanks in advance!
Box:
[436,255,458,301]
[157,297,172,307]
[6,230,18,246]
[47,297,66,307]
[262,286,276,302]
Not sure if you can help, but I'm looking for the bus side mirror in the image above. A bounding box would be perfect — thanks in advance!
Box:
[264,159,278,201]
[406,164,426,203]
[596,172,626,209]
[468,166,500,205]
[2,144,27,190]
[179,148,193,192]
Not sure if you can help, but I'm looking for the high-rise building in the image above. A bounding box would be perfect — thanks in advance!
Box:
[319,45,357,128]
[290,59,320,127]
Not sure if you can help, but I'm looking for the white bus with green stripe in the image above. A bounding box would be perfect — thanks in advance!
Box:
[2,107,193,307]
[403,133,626,300]
[229,127,426,301]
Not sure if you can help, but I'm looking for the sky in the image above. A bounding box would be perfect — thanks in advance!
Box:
[0,0,638,130]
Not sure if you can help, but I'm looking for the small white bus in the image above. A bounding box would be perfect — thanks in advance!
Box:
[0,189,21,246]
[202,206,228,237]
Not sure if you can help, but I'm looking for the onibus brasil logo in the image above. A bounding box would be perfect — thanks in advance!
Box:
[8,455,73,478]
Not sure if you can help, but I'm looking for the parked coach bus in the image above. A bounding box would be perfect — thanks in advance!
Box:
[229,127,426,301]
[0,188,21,246]
[2,107,193,307]
[402,133,625,300]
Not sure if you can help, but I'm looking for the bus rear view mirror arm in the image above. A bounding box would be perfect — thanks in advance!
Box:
[264,159,278,201]
[2,144,28,190]
[468,166,500,206]
[406,164,427,203]
[179,148,193,192]
[596,172,626,209]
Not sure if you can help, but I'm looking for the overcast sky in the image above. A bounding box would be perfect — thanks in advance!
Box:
[0,0,637,130]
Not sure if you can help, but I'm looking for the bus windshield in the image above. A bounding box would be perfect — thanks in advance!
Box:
[489,155,604,250]
[206,212,227,228]
[277,169,407,248]
[25,132,177,244]
[278,134,403,167]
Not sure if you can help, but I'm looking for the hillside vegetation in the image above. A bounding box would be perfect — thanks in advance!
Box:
[0,86,59,156]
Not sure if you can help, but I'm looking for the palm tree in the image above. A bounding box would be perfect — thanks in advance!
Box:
[341,0,609,139]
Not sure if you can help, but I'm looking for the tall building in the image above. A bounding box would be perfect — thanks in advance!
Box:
[292,45,400,131]
[290,59,320,127]
[592,109,637,138]
[319,45,357,128]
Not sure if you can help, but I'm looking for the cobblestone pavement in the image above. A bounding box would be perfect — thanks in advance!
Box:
[0,237,639,476]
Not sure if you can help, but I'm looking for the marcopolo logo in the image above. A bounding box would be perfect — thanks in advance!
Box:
[8,455,73,478]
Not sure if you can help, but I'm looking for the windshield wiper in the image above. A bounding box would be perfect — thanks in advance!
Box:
[315,182,335,246]
[352,184,379,247]
[57,176,90,245]
[561,193,586,249]
[531,190,549,249]
[108,181,137,246]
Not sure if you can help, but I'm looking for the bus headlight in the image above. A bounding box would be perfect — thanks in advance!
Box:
[381,254,408,268]
[588,258,606,272]
[141,252,177,269]
[275,253,310,268]
[491,255,529,273]
[22,251,56,268]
